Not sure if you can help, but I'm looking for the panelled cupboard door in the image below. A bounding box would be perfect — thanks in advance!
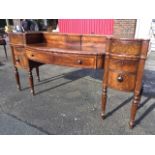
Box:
[59,19,114,35]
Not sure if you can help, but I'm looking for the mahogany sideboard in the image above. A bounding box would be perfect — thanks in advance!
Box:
[9,32,149,128]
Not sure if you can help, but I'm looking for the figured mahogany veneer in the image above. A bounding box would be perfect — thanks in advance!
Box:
[9,32,149,129]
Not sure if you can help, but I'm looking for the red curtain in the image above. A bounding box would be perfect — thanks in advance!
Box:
[58,19,114,35]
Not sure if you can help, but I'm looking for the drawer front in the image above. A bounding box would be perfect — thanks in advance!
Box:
[109,58,138,73]
[26,50,54,64]
[14,52,28,69]
[108,70,136,91]
[53,53,95,68]
[26,50,96,68]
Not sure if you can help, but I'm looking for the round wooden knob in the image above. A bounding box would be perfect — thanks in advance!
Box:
[31,54,34,57]
[16,59,20,62]
[77,60,82,64]
[117,74,124,82]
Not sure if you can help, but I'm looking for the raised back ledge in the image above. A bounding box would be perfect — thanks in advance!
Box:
[8,31,149,41]
[41,31,112,37]
[109,37,150,42]
[9,31,111,37]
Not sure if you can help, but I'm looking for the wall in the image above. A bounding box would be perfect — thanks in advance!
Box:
[58,19,114,35]
[114,19,137,38]
[135,19,152,39]
[12,19,137,39]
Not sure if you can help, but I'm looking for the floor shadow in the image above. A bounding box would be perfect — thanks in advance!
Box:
[21,73,69,91]
[134,101,155,127]
[103,94,155,128]
[138,97,152,110]
[104,96,133,119]
[62,68,104,81]
[0,62,5,66]
[143,69,155,96]
[35,80,74,95]
[35,69,102,95]
[22,68,103,93]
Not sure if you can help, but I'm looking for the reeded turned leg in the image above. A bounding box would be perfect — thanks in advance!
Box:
[14,67,21,91]
[101,86,107,119]
[36,67,40,82]
[129,93,141,129]
[28,70,35,95]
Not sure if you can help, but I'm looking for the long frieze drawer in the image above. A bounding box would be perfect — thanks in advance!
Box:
[108,70,136,92]
[26,50,54,64]
[109,58,139,73]
[26,50,96,68]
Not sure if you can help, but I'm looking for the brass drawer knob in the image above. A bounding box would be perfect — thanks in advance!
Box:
[16,59,20,62]
[117,74,124,82]
[77,59,82,64]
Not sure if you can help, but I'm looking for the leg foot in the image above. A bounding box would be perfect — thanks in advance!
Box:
[129,121,134,129]
[101,112,105,119]
[30,89,35,96]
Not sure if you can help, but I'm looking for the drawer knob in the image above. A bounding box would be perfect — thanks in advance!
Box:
[31,54,34,57]
[16,59,20,62]
[117,74,124,82]
[77,59,82,64]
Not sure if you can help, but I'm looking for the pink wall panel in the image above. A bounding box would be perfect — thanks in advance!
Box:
[59,19,114,35]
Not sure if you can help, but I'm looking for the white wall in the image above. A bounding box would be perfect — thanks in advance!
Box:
[135,19,152,39]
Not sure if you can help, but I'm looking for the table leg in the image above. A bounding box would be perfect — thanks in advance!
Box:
[14,67,21,91]
[28,69,35,95]
[101,85,107,119]
[129,90,142,129]
[36,67,40,82]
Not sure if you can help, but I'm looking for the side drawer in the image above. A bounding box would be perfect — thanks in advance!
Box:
[108,70,136,91]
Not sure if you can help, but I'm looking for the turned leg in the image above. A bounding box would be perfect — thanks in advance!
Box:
[101,85,107,119]
[129,92,141,129]
[3,45,8,60]
[35,67,40,82]
[14,67,21,91]
[28,70,35,95]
